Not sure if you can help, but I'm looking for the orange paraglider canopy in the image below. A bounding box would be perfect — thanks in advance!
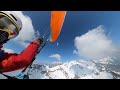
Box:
[50,11,66,42]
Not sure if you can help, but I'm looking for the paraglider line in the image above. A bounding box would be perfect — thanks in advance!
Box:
[42,25,50,38]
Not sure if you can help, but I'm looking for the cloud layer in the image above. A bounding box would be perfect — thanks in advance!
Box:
[2,48,14,53]
[74,25,119,60]
[49,54,61,61]
[11,11,36,47]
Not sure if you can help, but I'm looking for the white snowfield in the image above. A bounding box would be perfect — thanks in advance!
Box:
[1,57,120,79]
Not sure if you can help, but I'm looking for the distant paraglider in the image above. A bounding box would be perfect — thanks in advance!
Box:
[57,43,59,46]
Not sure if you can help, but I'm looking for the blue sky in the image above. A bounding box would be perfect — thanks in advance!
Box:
[3,11,120,64]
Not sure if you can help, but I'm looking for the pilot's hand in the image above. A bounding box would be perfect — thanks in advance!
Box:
[37,38,43,44]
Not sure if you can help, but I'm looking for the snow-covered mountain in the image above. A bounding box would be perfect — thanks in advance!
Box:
[1,57,120,79]
[24,59,114,79]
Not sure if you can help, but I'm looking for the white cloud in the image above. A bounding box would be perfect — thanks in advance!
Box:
[49,54,61,61]
[2,48,14,53]
[74,25,119,60]
[11,11,36,47]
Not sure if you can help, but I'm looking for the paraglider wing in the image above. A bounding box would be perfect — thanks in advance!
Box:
[50,11,66,42]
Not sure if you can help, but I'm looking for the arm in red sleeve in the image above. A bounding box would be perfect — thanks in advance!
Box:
[0,39,41,72]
